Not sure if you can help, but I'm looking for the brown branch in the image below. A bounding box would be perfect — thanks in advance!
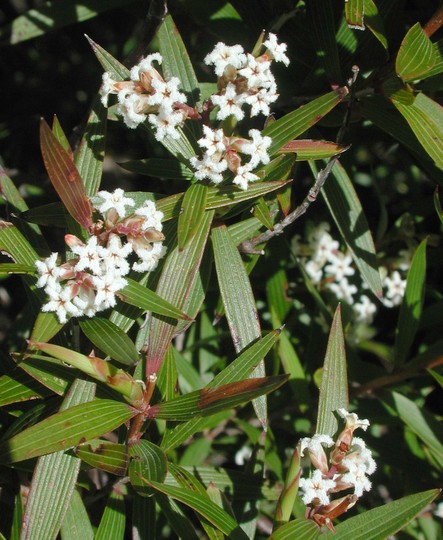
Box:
[240,66,360,255]
[423,5,443,38]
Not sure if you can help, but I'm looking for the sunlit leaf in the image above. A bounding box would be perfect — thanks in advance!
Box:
[60,489,94,540]
[129,440,168,497]
[396,23,436,82]
[95,490,126,540]
[277,139,349,160]
[76,440,129,476]
[269,518,319,540]
[178,183,208,250]
[316,305,348,437]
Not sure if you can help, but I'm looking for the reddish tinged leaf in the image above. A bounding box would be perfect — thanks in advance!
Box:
[40,119,93,231]
[277,139,349,160]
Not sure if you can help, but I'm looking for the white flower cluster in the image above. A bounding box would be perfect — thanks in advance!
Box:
[35,189,166,323]
[299,409,376,521]
[100,53,188,139]
[204,33,289,120]
[296,222,410,325]
[190,126,271,190]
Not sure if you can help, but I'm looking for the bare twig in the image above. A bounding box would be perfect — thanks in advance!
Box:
[240,66,360,255]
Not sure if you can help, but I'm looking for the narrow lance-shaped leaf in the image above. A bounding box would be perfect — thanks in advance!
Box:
[129,440,168,497]
[345,0,365,29]
[396,22,436,82]
[40,119,93,231]
[95,490,126,540]
[118,278,189,321]
[321,489,440,540]
[269,518,319,540]
[178,183,208,250]
[263,88,349,156]
[277,139,349,160]
[28,342,144,405]
[141,481,249,540]
[0,399,136,464]
[149,375,288,421]
[394,238,427,366]
[75,441,129,476]
[79,317,139,366]
[316,305,348,437]
[212,225,266,425]
[60,489,94,540]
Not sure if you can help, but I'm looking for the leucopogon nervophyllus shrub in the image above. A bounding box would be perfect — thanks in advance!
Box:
[1,8,441,540]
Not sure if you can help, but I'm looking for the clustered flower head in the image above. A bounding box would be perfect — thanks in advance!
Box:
[100,53,189,139]
[298,409,376,531]
[204,33,289,120]
[190,126,271,190]
[35,189,166,323]
[295,222,409,326]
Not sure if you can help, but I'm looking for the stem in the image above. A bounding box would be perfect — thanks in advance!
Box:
[240,66,360,255]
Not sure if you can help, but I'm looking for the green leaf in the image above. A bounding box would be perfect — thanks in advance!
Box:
[316,305,348,437]
[149,375,287,421]
[52,115,72,155]
[21,202,67,228]
[363,0,388,50]
[18,355,77,396]
[30,311,64,343]
[0,371,50,406]
[129,440,168,497]
[60,489,94,540]
[119,158,194,180]
[428,368,443,388]
[269,518,319,540]
[253,197,274,230]
[263,88,349,156]
[345,0,364,29]
[161,330,282,452]
[157,14,200,108]
[212,225,266,425]
[396,23,436,82]
[118,278,188,320]
[390,92,443,169]
[0,399,136,463]
[20,379,96,540]
[0,222,39,266]
[178,183,208,250]
[40,119,93,231]
[145,210,214,375]
[74,95,107,197]
[0,263,35,275]
[132,494,155,540]
[145,481,249,540]
[277,139,349,160]
[394,239,427,365]
[0,0,130,45]
[322,489,440,539]
[95,490,126,540]
[75,441,129,476]
[316,160,383,298]
[79,317,139,366]
[390,391,443,461]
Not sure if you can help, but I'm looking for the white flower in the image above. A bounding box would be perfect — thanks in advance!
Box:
[135,200,164,231]
[42,284,82,323]
[383,270,406,307]
[263,33,290,66]
[100,72,117,106]
[130,52,163,81]
[304,259,323,285]
[204,42,247,77]
[71,236,103,275]
[339,466,372,497]
[238,54,272,88]
[198,126,227,156]
[133,242,167,273]
[354,295,377,324]
[212,83,245,121]
[337,409,370,431]
[324,252,355,281]
[92,272,127,310]
[300,434,335,457]
[99,234,132,276]
[241,129,272,168]
[233,166,260,190]
[190,154,228,184]
[95,188,135,219]
[117,90,149,129]
[148,108,185,141]
[147,77,187,108]
[35,253,61,289]
[299,469,336,506]
[327,278,357,304]
[244,87,278,117]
